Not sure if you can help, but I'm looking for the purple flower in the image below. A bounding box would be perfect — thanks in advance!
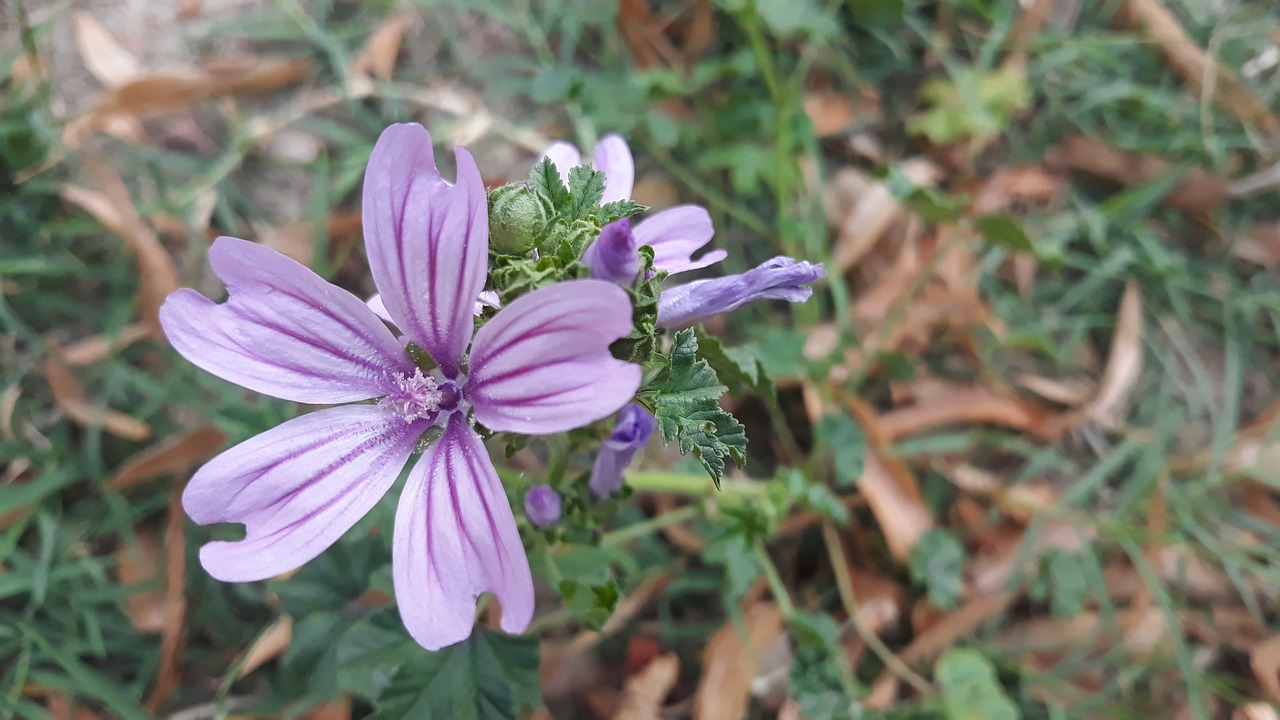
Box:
[524,485,563,527]
[657,257,827,328]
[581,218,642,284]
[589,403,657,499]
[542,136,727,277]
[161,123,641,651]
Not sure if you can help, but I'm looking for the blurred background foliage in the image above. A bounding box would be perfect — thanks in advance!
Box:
[3,0,1280,717]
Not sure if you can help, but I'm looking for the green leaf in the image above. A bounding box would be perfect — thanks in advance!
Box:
[693,328,775,399]
[528,158,569,212]
[597,199,648,224]
[564,165,607,222]
[975,215,1033,253]
[909,529,965,610]
[788,612,860,720]
[814,414,865,488]
[936,648,1020,720]
[641,329,747,487]
[1045,548,1087,617]
[370,627,541,720]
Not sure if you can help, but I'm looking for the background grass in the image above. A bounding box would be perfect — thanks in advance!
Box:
[3,0,1280,717]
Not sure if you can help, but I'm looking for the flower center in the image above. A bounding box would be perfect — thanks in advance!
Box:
[382,368,444,422]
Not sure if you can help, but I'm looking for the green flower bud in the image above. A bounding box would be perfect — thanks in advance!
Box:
[487,184,549,255]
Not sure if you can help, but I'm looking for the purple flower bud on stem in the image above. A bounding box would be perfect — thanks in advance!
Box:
[657,257,825,328]
[589,403,657,499]
[525,484,563,528]
[582,219,642,285]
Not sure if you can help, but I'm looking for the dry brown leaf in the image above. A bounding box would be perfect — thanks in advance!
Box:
[300,698,352,720]
[859,455,934,563]
[46,694,103,720]
[828,160,941,273]
[1251,635,1280,704]
[693,602,784,720]
[1085,281,1143,428]
[44,350,150,441]
[61,324,151,367]
[1014,373,1093,407]
[354,14,415,80]
[1236,703,1280,720]
[879,380,1062,442]
[804,91,855,138]
[1114,0,1280,135]
[615,653,680,720]
[61,153,179,333]
[117,526,166,633]
[239,615,294,678]
[866,593,1014,708]
[110,426,226,491]
[0,384,19,443]
[72,12,143,88]
[972,165,1063,214]
[261,212,363,267]
[145,484,188,713]
[1046,136,1231,213]
[1236,224,1280,266]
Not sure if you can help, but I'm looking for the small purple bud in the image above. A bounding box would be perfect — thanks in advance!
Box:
[524,484,563,527]
[589,403,657,499]
[582,219,642,285]
[657,257,825,328]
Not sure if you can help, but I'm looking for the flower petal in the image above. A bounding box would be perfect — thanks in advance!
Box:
[393,414,534,650]
[632,205,726,276]
[542,141,581,185]
[594,134,634,204]
[184,405,423,582]
[468,280,641,435]
[362,123,488,377]
[657,257,826,328]
[160,237,412,404]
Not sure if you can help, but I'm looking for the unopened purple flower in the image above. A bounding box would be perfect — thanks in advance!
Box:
[162,123,641,651]
[657,257,826,328]
[524,485,563,527]
[542,136,727,277]
[590,403,657,499]
[582,219,642,284]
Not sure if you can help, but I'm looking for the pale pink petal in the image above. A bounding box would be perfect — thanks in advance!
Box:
[594,134,634,204]
[632,205,726,276]
[393,414,534,650]
[362,123,488,377]
[185,405,423,582]
[542,141,581,185]
[367,294,393,324]
[159,237,412,404]
[467,280,641,435]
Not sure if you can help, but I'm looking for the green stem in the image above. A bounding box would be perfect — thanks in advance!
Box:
[626,470,771,499]
[753,540,796,617]
[602,504,700,547]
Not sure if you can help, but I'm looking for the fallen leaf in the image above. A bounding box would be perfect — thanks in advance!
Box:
[354,14,415,80]
[145,484,188,713]
[61,324,151,366]
[117,527,166,633]
[693,603,784,720]
[972,165,1063,214]
[300,698,351,720]
[1236,703,1280,720]
[0,385,19,442]
[238,615,294,678]
[1085,281,1143,428]
[261,212,363,267]
[866,593,1014,708]
[804,90,855,137]
[72,12,143,88]
[879,380,1062,442]
[61,152,179,333]
[44,349,150,441]
[828,159,941,272]
[1235,223,1280,266]
[1046,136,1231,213]
[1251,635,1280,704]
[46,694,103,720]
[615,653,680,720]
[110,426,227,491]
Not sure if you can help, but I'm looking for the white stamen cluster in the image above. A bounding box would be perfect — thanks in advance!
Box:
[382,368,443,422]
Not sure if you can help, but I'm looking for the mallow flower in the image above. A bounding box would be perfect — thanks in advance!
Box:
[161,123,641,651]
[543,135,728,279]
[589,403,657,499]
[541,136,824,327]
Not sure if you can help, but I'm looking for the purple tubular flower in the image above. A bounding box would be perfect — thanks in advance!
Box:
[589,403,656,499]
[657,257,827,328]
[524,485,562,527]
[162,123,641,651]
[582,219,641,284]
[541,137,726,278]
